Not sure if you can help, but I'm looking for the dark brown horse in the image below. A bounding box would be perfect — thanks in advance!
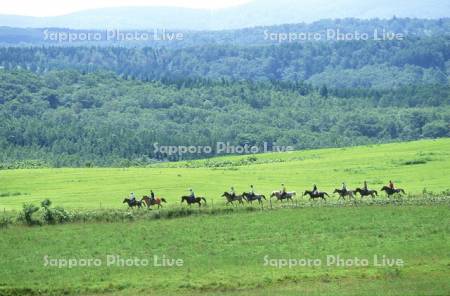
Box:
[381,186,406,197]
[222,192,245,205]
[123,198,142,208]
[141,196,167,209]
[181,196,207,207]
[354,188,378,198]
[303,190,328,201]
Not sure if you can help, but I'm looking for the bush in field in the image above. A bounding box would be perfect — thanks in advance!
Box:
[17,199,70,225]
[17,203,40,225]
[0,216,12,228]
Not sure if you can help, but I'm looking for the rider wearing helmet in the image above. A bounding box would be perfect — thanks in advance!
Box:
[150,190,155,202]
[342,182,347,194]
[312,184,318,195]
[250,185,255,197]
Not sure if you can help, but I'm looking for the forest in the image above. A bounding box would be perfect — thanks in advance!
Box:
[0,69,448,167]
[0,18,448,167]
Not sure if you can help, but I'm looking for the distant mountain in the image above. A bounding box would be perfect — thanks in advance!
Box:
[0,0,449,30]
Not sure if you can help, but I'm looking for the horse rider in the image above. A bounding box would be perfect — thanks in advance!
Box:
[312,184,318,195]
[280,183,287,199]
[342,182,347,194]
[363,181,368,192]
[130,192,136,203]
[250,185,255,197]
[230,186,236,198]
[150,190,155,202]
[189,188,196,201]
[389,180,395,190]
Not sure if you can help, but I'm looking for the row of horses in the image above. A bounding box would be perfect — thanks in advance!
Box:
[123,186,406,208]
[223,186,405,205]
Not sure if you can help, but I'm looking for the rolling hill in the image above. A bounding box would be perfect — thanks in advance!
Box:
[0,0,449,30]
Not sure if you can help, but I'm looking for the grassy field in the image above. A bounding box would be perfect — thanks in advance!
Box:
[0,138,449,211]
[1,139,449,295]
[0,205,449,295]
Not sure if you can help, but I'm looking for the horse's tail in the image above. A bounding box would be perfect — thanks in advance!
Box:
[261,195,266,200]
[374,190,378,196]
[161,198,167,203]
[201,197,207,203]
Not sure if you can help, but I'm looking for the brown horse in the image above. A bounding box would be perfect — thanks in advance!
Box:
[222,192,245,206]
[123,198,142,208]
[381,186,406,197]
[181,196,207,207]
[303,190,328,201]
[141,196,167,209]
[354,188,378,198]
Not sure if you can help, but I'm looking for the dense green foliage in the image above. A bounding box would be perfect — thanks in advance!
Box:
[0,18,449,166]
[1,37,449,88]
[0,69,448,166]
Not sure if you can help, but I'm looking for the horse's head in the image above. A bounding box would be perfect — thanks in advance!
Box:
[221,192,227,197]
[333,189,339,193]
[181,196,186,203]
[381,186,388,191]
[270,191,277,197]
[303,190,310,196]
[123,198,128,203]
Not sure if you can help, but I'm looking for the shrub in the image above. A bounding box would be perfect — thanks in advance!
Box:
[0,216,12,228]
[18,203,40,225]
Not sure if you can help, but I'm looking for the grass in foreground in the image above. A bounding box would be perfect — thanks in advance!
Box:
[0,204,449,295]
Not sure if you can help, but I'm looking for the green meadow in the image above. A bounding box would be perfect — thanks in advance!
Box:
[0,138,449,210]
[0,139,449,295]
[0,206,449,295]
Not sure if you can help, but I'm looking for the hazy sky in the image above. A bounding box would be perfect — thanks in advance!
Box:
[1,0,252,17]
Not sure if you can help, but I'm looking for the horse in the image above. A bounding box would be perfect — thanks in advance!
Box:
[222,192,245,206]
[333,189,355,200]
[123,198,142,209]
[354,188,378,198]
[141,196,167,209]
[181,196,207,207]
[303,190,328,201]
[381,186,406,197]
[242,192,266,205]
[270,191,296,202]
